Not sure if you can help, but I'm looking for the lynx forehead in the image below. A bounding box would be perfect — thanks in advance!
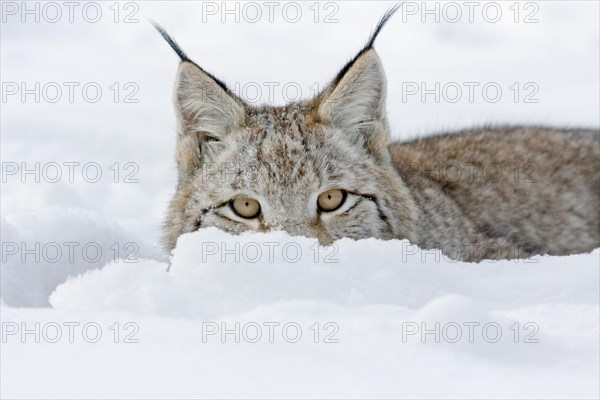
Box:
[155,6,599,261]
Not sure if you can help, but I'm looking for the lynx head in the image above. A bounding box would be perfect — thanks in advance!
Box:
[156,6,417,251]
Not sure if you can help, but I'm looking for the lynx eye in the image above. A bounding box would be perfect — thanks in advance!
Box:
[317,189,347,212]
[230,197,261,219]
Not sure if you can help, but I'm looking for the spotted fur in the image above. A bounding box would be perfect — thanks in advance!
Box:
[156,10,599,261]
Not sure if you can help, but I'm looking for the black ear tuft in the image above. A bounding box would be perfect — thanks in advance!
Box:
[332,4,400,85]
[151,21,190,62]
[151,21,236,96]
[364,3,400,50]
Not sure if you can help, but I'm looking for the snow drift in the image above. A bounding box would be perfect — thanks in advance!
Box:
[2,226,599,399]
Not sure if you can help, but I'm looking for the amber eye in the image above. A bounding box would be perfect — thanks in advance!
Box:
[231,197,261,219]
[317,189,347,212]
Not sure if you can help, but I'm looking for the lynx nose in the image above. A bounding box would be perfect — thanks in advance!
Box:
[268,220,334,246]
[263,217,311,235]
[280,221,315,238]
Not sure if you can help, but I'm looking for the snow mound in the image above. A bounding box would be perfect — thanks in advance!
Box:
[50,227,599,319]
[1,208,162,307]
[1,228,597,398]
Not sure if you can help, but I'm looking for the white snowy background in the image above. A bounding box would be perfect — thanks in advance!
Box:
[1,1,599,398]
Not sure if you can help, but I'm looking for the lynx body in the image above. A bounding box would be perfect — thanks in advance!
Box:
[155,9,599,261]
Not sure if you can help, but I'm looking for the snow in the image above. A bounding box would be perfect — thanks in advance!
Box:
[2,227,599,398]
[1,208,162,307]
[1,1,599,398]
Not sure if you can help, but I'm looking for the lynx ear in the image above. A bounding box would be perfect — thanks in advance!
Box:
[315,5,398,161]
[317,49,390,160]
[174,61,244,143]
[318,49,387,128]
[152,23,245,144]
[153,23,246,180]
[172,62,245,180]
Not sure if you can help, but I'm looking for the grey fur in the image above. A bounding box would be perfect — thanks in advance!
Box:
[157,15,599,262]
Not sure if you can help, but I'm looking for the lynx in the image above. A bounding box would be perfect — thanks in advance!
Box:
[154,7,599,262]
